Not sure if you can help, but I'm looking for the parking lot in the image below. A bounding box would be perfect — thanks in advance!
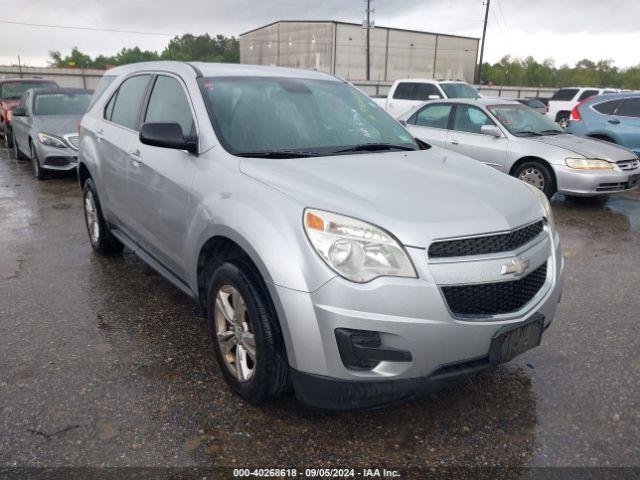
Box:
[1,144,639,472]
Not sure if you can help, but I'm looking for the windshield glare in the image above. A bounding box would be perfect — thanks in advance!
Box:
[1,81,55,100]
[488,105,563,135]
[441,83,480,99]
[199,76,417,156]
[34,93,92,115]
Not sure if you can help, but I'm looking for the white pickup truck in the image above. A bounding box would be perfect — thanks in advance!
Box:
[371,79,481,118]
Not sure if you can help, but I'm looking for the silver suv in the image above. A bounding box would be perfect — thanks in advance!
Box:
[78,62,564,409]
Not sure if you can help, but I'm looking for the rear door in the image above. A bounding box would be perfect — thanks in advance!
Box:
[447,104,508,169]
[405,103,452,148]
[99,74,152,230]
[127,74,197,281]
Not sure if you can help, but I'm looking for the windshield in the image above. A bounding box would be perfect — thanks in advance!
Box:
[488,104,564,136]
[1,81,56,100]
[440,83,480,99]
[198,76,417,156]
[34,92,92,115]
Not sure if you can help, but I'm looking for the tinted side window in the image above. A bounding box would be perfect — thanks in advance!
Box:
[110,75,151,130]
[551,88,579,101]
[593,100,621,115]
[104,92,117,120]
[413,104,452,129]
[414,83,442,100]
[452,105,495,134]
[578,90,599,101]
[144,76,195,136]
[618,98,640,118]
[393,83,417,100]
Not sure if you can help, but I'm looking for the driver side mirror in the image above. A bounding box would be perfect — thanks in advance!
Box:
[399,119,407,126]
[139,122,198,155]
[481,125,503,138]
[11,107,27,117]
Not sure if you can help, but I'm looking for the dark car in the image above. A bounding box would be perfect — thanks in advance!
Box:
[516,98,547,115]
[0,78,58,148]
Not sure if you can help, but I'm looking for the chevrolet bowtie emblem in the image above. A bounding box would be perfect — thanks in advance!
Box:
[501,258,530,277]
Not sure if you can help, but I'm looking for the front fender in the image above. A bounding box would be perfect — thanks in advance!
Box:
[186,156,335,295]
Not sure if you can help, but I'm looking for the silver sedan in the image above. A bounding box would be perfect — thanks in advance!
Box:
[10,87,92,180]
[400,98,640,198]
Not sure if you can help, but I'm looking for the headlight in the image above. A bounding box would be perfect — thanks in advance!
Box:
[524,183,555,231]
[565,157,612,170]
[37,132,67,148]
[303,208,417,283]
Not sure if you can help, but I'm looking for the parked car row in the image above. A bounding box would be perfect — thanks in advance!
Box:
[400,97,640,198]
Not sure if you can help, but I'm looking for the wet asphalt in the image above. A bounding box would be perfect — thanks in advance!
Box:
[0,146,639,473]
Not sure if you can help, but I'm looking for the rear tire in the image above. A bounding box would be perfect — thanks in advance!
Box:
[556,112,570,129]
[82,178,124,255]
[513,160,556,199]
[206,261,289,404]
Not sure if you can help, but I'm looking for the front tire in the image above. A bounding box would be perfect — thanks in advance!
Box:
[514,160,556,199]
[82,178,124,255]
[3,125,13,149]
[13,132,27,160]
[30,143,47,180]
[206,261,289,404]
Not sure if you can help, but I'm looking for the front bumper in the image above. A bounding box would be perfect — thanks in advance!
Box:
[554,164,640,196]
[272,226,564,409]
[36,142,78,171]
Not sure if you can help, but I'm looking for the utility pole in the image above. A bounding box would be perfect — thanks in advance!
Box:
[476,0,490,85]
[363,0,374,81]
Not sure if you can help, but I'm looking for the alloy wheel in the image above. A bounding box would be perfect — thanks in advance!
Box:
[214,285,256,382]
[518,168,545,191]
[84,190,100,246]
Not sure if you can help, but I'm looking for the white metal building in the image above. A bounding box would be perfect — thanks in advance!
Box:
[240,21,480,83]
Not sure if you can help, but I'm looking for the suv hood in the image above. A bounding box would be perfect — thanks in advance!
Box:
[240,148,544,248]
[531,134,636,162]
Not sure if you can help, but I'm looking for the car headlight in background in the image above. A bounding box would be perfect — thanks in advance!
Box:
[303,208,417,283]
[524,183,555,231]
[37,132,67,148]
[565,158,612,170]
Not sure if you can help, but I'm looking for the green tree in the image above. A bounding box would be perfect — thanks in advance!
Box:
[161,34,239,63]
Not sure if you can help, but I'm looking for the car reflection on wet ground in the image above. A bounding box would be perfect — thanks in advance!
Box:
[1,146,639,473]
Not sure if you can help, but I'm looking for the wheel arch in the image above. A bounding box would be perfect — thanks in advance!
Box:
[555,110,571,122]
[78,162,92,189]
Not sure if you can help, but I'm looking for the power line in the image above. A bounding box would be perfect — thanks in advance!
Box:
[0,19,176,36]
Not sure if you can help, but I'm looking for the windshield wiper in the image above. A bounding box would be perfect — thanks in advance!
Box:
[333,143,417,154]
[235,150,321,159]
[539,129,565,135]
[513,130,543,137]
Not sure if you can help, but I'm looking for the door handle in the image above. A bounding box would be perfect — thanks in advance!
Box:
[128,149,142,166]
[608,119,620,125]
[450,139,460,145]
[96,129,104,143]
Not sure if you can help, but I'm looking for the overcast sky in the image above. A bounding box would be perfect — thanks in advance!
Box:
[0,0,638,68]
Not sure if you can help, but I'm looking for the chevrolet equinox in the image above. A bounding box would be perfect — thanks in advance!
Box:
[78,62,564,409]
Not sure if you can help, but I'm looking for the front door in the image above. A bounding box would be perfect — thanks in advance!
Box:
[127,74,197,281]
[446,104,508,169]
[11,92,31,154]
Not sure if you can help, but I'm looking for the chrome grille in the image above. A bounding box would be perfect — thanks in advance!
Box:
[617,159,639,171]
[66,134,80,150]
